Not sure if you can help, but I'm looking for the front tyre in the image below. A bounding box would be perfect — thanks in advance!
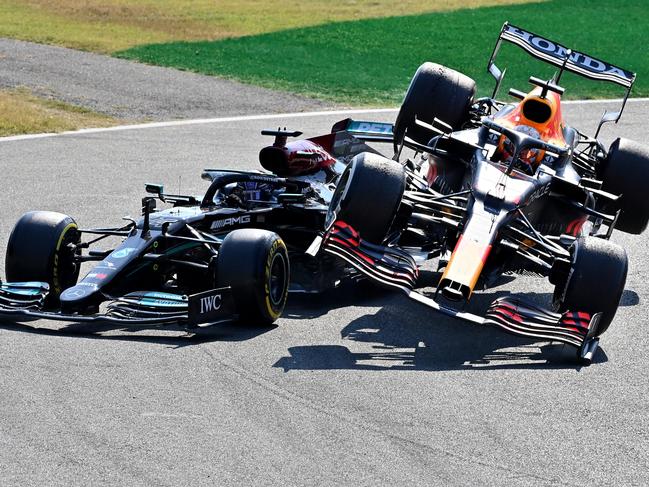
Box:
[553,236,627,335]
[326,152,405,244]
[394,62,476,149]
[216,229,289,326]
[5,211,81,307]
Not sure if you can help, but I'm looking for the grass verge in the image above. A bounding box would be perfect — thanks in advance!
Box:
[0,89,119,136]
[117,0,649,105]
[0,0,537,53]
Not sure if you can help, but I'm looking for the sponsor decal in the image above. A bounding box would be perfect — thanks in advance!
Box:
[137,298,187,308]
[249,175,277,183]
[145,300,183,307]
[120,292,187,308]
[112,247,137,259]
[349,121,393,135]
[77,282,99,288]
[199,293,222,314]
[86,273,108,280]
[502,24,634,87]
[61,287,88,299]
[141,292,186,301]
[188,288,232,324]
[211,215,251,230]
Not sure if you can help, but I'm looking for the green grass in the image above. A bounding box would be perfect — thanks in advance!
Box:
[117,0,648,105]
[0,88,119,136]
[0,0,535,53]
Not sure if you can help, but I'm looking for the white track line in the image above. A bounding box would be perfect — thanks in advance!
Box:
[1,98,648,143]
[0,108,398,143]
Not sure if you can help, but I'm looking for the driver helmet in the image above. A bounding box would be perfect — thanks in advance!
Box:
[499,125,543,174]
[493,85,567,174]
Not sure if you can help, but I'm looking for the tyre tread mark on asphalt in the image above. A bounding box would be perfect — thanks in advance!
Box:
[199,347,584,486]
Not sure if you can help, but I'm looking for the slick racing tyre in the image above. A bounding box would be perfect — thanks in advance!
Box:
[600,137,649,234]
[553,236,627,335]
[394,62,476,149]
[326,152,405,244]
[5,211,81,307]
[216,229,289,326]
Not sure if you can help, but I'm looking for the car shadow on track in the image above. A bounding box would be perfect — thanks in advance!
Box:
[0,319,277,348]
[274,285,643,372]
[0,279,637,353]
[283,281,392,319]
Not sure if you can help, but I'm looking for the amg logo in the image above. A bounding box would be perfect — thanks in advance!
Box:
[211,215,251,229]
[200,294,222,314]
[504,25,633,81]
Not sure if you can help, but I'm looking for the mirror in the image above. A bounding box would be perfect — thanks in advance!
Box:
[145,183,164,196]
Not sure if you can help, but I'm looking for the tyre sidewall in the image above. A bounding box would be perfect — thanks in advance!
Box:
[216,229,289,325]
[333,153,405,244]
[554,237,627,335]
[601,137,649,234]
[5,211,80,304]
[394,62,476,147]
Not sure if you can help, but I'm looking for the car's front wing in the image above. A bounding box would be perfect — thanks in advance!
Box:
[0,282,236,328]
[317,220,602,364]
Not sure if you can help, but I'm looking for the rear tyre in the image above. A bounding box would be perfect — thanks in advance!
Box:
[5,211,81,307]
[394,62,476,149]
[326,152,405,244]
[600,137,649,234]
[553,236,627,335]
[216,229,289,326]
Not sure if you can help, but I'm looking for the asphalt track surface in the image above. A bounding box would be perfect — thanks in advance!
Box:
[0,100,648,486]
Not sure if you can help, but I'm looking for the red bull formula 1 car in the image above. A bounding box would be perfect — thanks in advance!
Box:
[313,23,648,364]
[1,23,646,364]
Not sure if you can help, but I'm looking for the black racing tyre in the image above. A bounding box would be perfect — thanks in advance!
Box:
[5,211,81,306]
[326,152,405,244]
[394,62,476,149]
[553,236,627,336]
[600,137,649,234]
[216,229,289,326]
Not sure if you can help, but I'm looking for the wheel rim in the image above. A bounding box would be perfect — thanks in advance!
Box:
[268,252,287,307]
[53,224,81,296]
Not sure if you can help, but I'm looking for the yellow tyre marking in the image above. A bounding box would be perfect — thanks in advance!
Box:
[52,222,77,294]
[264,238,287,320]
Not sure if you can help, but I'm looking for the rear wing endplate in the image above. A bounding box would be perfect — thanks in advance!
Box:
[488,22,636,135]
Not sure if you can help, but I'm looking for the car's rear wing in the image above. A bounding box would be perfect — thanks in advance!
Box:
[331,118,394,142]
[488,22,636,135]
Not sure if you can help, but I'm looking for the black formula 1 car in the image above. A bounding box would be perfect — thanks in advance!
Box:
[1,23,646,364]
[0,128,379,329]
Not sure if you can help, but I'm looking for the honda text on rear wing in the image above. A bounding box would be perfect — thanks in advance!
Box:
[488,22,636,136]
